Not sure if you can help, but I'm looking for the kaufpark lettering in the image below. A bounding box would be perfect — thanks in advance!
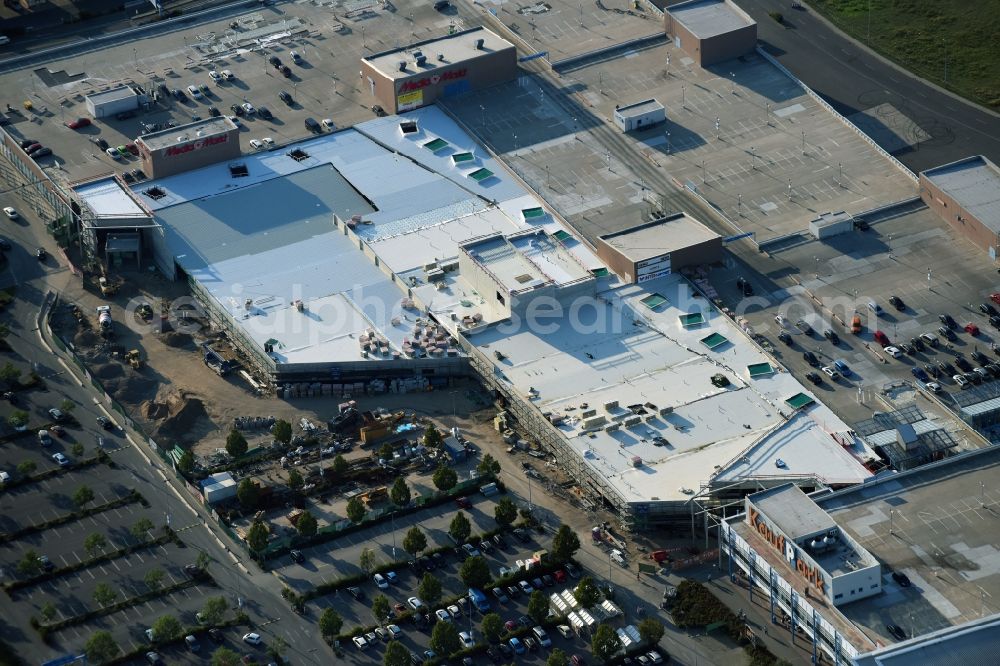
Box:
[398,68,468,93]
[164,134,229,157]
[748,507,826,594]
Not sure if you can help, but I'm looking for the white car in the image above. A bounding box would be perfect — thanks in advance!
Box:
[262,137,275,149]
[3,206,17,219]
[954,374,970,388]
[884,346,902,358]
[435,608,451,622]
[646,651,664,664]
[242,632,262,646]
[322,118,335,130]
[821,366,840,379]
[373,573,388,589]
[407,596,424,610]
[48,408,64,421]
[187,85,202,99]
[447,603,461,617]
[352,635,368,649]
[106,147,123,160]
[498,565,512,577]
[242,102,256,115]
[52,453,70,467]
[249,139,263,151]
[458,631,474,648]
[222,69,235,80]
[209,70,221,81]
[925,381,942,393]
[290,50,302,62]
[227,115,242,127]
[387,624,402,639]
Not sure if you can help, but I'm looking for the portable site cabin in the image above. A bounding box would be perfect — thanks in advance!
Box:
[560,589,580,610]
[550,592,569,616]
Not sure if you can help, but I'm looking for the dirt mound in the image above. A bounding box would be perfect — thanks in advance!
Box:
[162,331,194,349]
[74,330,100,348]
[140,400,169,420]
[94,363,124,380]
[104,376,158,405]
[148,389,213,445]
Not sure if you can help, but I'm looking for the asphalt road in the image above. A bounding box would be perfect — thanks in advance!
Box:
[738,0,1000,173]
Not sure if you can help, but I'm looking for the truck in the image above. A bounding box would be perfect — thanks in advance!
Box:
[96,305,112,330]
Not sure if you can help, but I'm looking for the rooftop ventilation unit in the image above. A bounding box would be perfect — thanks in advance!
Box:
[288,148,309,162]
[604,400,619,412]
[474,38,484,49]
[398,61,407,72]
[415,55,427,67]
[437,54,445,61]
[412,51,423,59]
[228,162,249,178]
[623,416,642,428]
[581,409,597,419]
[400,120,418,134]
[144,186,166,200]
[604,423,620,433]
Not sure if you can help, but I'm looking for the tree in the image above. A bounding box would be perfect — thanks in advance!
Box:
[177,448,195,474]
[0,362,21,386]
[196,550,212,570]
[84,630,120,663]
[371,593,390,624]
[638,617,665,645]
[477,453,501,477]
[591,623,622,663]
[151,615,182,642]
[84,533,107,558]
[378,442,394,461]
[272,419,292,445]
[431,619,461,656]
[144,568,165,591]
[547,648,569,666]
[449,511,471,544]
[552,523,581,563]
[39,602,57,622]
[71,442,85,456]
[16,460,36,476]
[390,476,411,507]
[236,478,259,509]
[359,546,376,574]
[201,596,229,625]
[481,612,504,643]
[422,423,444,449]
[402,526,427,556]
[494,497,518,527]
[296,510,318,537]
[73,485,95,507]
[346,496,366,523]
[131,517,155,541]
[331,454,349,475]
[574,576,602,608]
[93,582,117,607]
[286,468,304,490]
[319,608,343,639]
[17,549,41,576]
[384,640,411,666]
[7,409,28,429]
[432,463,457,491]
[225,429,248,458]
[59,399,76,414]
[210,646,242,666]
[459,555,491,590]
[418,573,443,605]
[246,519,269,553]
[527,589,548,624]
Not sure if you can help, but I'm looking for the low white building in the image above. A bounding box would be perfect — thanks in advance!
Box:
[614,99,665,132]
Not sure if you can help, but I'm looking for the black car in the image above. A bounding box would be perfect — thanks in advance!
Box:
[565,562,581,578]
[910,337,925,352]
[973,349,989,364]
[542,574,554,587]
[980,303,998,316]
[92,137,110,150]
[486,646,503,663]
[891,571,911,587]
[290,549,304,563]
[257,106,273,120]
[372,104,387,117]
[281,65,292,78]
[269,55,282,68]
[36,248,47,261]
[493,533,507,548]
[939,313,957,328]
[886,623,906,640]
[208,105,221,117]
[939,326,957,341]
[347,586,363,600]
[208,628,223,643]
[497,643,513,658]
[955,356,972,372]
[778,330,792,346]
[230,104,245,117]
[0,238,10,251]
[938,360,955,375]
[990,315,1000,329]
[173,88,187,101]
[803,351,819,367]
[122,171,135,183]
[805,372,822,385]
[513,527,531,543]
[32,147,52,158]
[97,416,115,430]
[39,555,55,571]
[823,329,840,344]
[184,564,202,576]
[279,90,293,105]
[889,295,906,311]
[925,364,940,378]
[19,138,37,149]
[431,551,445,567]
[131,169,146,181]
[434,0,450,9]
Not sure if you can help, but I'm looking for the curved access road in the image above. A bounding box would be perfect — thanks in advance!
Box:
[735,0,1000,174]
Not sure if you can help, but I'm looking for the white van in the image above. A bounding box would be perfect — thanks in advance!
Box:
[610,549,627,566]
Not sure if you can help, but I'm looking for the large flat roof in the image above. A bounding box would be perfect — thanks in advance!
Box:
[363,26,514,81]
[816,446,1000,647]
[922,156,1000,233]
[469,274,870,503]
[749,484,837,541]
[137,116,237,151]
[86,86,137,105]
[74,176,150,219]
[599,213,721,263]
[667,0,754,40]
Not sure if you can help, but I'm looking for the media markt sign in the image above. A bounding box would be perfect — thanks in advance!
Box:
[164,134,229,157]
[398,68,468,93]
[748,506,826,594]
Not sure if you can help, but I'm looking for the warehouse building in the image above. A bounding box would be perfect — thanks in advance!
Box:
[919,156,1000,258]
[721,446,1000,663]
[595,213,722,283]
[135,117,241,180]
[85,85,146,119]
[360,26,517,115]
[665,0,757,67]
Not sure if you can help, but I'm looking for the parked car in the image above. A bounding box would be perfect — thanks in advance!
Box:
[886,624,906,640]
[279,90,294,104]
[242,632,262,646]
[187,85,202,99]
[888,295,906,310]
[241,102,256,115]
[805,372,822,385]
[230,104,245,116]
[802,351,819,367]
[64,117,91,129]
[823,328,839,344]
[222,69,235,80]
[52,452,70,467]
[372,104,387,117]
[778,330,792,345]
[821,366,839,379]
[965,322,980,336]
[3,206,18,219]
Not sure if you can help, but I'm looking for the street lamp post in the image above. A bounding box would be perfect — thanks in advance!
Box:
[730,71,736,94]
[665,131,671,155]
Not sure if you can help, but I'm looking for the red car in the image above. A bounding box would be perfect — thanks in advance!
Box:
[64,117,91,129]
[504,619,517,632]
[965,323,980,336]
[553,569,567,583]
[125,143,138,156]
[991,293,1000,306]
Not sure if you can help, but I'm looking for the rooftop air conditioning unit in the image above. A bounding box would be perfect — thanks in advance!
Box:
[415,55,427,67]
[398,61,407,72]
[474,38,484,49]
[581,409,597,419]
[604,400,619,412]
